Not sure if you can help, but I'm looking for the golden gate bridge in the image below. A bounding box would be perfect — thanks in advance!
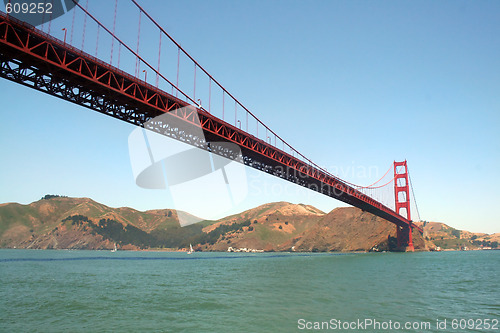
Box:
[0,0,423,250]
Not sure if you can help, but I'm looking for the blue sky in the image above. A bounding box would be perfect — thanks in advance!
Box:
[1,0,499,233]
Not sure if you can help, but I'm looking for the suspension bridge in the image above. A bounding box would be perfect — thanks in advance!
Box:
[0,1,422,251]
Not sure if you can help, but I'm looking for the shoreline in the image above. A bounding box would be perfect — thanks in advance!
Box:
[1,247,498,253]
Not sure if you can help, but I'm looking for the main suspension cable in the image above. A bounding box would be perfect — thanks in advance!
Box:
[355,164,393,189]
[408,167,421,221]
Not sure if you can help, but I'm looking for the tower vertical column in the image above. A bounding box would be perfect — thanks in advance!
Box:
[394,160,414,251]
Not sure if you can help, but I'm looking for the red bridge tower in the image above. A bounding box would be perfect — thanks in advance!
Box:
[394,160,414,251]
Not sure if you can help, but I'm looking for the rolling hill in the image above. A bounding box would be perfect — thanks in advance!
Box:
[415,221,499,250]
[2,195,493,252]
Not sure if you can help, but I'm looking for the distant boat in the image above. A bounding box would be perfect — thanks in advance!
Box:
[111,243,117,252]
[187,244,194,254]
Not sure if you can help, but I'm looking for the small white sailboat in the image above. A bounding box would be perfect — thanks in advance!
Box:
[187,244,194,254]
[111,243,117,252]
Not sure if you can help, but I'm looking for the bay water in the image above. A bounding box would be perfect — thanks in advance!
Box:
[0,250,498,332]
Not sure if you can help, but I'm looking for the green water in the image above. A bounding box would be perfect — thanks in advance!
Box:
[0,250,498,332]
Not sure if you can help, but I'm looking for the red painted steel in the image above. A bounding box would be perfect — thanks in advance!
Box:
[394,160,414,251]
[0,12,422,248]
[394,161,411,220]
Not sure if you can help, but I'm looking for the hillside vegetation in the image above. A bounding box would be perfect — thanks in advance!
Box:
[415,221,499,250]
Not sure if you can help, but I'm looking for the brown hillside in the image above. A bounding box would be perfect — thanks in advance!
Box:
[204,202,323,251]
[0,196,193,249]
[203,204,425,252]
[413,221,500,250]
[1,197,432,252]
[282,207,425,252]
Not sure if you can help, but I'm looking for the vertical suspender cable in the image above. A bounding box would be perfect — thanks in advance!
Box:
[110,0,118,64]
[81,0,88,50]
[208,79,211,113]
[176,47,180,97]
[70,1,76,45]
[95,25,100,57]
[48,7,52,34]
[156,32,161,87]
[117,43,121,69]
[193,64,196,101]
[135,11,142,77]
[41,8,45,32]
